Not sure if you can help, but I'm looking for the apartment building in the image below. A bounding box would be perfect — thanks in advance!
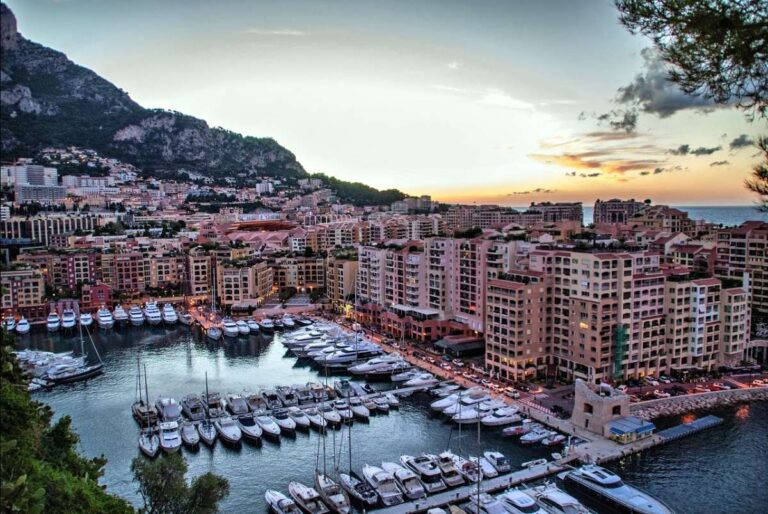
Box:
[593,199,648,224]
[187,246,212,296]
[1,213,101,245]
[715,221,767,312]
[1,267,46,317]
[216,260,273,308]
[147,254,187,289]
[326,257,358,310]
[270,256,325,292]
[630,205,699,236]
[529,202,584,223]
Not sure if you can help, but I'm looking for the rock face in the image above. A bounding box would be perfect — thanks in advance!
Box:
[0,2,305,178]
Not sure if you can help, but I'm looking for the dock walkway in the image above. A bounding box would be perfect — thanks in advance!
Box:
[656,415,723,443]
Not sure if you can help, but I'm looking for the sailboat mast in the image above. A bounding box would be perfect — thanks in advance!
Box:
[143,363,150,426]
[205,371,210,421]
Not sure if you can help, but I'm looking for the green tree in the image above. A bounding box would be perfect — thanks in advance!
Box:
[131,453,229,514]
[745,136,768,210]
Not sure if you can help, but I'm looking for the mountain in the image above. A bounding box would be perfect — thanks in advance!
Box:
[0,3,305,179]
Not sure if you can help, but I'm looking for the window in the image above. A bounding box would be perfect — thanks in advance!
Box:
[612,405,621,416]
[584,403,594,414]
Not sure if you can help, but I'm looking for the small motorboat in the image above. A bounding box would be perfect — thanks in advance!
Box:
[162,303,178,324]
[470,455,498,478]
[181,394,206,421]
[401,454,448,493]
[155,397,182,422]
[451,454,482,483]
[319,404,342,426]
[498,489,546,514]
[542,434,567,447]
[214,416,242,444]
[385,393,400,408]
[207,326,223,341]
[303,407,327,431]
[79,311,93,328]
[315,473,351,514]
[339,472,378,510]
[381,462,426,500]
[226,393,249,416]
[237,413,263,442]
[3,316,16,332]
[520,428,555,445]
[158,421,182,453]
[201,391,225,418]
[46,312,61,332]
[138,427,160,458]
[262,389,283,409]
[483,451,512,474]
[287,406,311,430]
[502,420,539,438]
[179,310,193,326]
[481,406,521,427]
[373,396,390,413]
[273,409,297,434]
[258,318,275,333]
[197,419,217,446]
[180,421,200,448]
[61,309,76,330]
[255,413,282,439]
[430,451,465,488]
[362,464,403,506]
[222,318,239,338]
[361,396,377,413]
[333,400,353,423]
[348,397,370,420]
[96,307,114,330]
[113,304,129,324]
[288,481,330,514]
[245,391,268,412]
[277,385,299,407]
[265,489,302,514]
[308,382,329,402]
[15,317,30,335]
[464,492,508,514]
[403,373,439,388]
[294,385,314,404]
[282,316,296,329]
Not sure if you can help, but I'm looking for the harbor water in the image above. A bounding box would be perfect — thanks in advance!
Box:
[17,326,768,513]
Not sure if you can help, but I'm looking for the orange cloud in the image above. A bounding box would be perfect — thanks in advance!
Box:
[529,151,663,176]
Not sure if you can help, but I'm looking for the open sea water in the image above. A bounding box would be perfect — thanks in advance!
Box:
[17,326,768,513]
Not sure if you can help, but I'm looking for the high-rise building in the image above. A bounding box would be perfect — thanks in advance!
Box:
[593,198,648,224]
[715,221,767,312]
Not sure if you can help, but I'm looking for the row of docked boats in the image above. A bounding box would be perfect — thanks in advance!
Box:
[205,314,312,342]
[34,301,191,334]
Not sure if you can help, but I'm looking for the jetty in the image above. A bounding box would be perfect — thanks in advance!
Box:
[656,415,724,443]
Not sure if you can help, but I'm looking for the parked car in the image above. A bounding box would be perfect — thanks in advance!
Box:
[426,357,436,364]
[653,389,670,399]
[617,384,629,393]
[643,377,660,387]
[658,375,672,384]
[694,385,710,393]
[451,359,465,367]
[505,390,520,399]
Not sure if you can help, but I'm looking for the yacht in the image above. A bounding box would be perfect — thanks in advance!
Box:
[503,420,541,438]
[206,326,223,341]
[162,303,178,324]
[470,455,498,479]
[245,391,268,412]
[400,454,448,493]
[483,451,512,474]
[287,406,311,430]
[129,305,145,326]
[303,407,327,431]
[265,490,303,514]
[526,483,591,514]
[561,465,675,514]
[542,434,567,447]
[315,473,351,514]
[3,316,16,332]
[451,400,506,424]
[430,451,466,487]
[272,409,297,434]
[348,397,370,420]
[201,391,225,418]
[294,385,314,404]
[197,419,217,446]
[221,318,239,338]
[132,398,159,427]
[155,397,182,422]
[179,310,193,326]
[255,413,282,439]
[385,393,400,408]
[521,428,555,445]
[373,396,390,413]
[348,354,407,375]
[451,454,482,483]
[158,421,182,453]
[276,385,299,407]
[214,416,243,444]
[319,404,342,426]
[381,462,427,500]
[236,319,250,336]
[499,490,546,514]
[180,421,200,448]
[465,493,509,514]
[79,311,93,328]
[138,427,160,458]
[143,301,162,325]
[61,309,76,330]
[481,406,521,427]
[338,472,379,510]
[113,304,129,324]
[361,464,404,506]
[181,394,206,421]
[15,317,30,335]
[259,318,275,333]
[308,382,329,402]
[262,389,283,409]
[282,315,296,329]
[361,396,377,413]
[46,312,61,332]
[441,391,492,416]
[96,307,114,329]
[247,318,261,333]
[225,393,249,416]
[236,413,263,442]
[430,383,462,397]
[44,361,103,384]
[333,400,353,423]
[288,482,330,514]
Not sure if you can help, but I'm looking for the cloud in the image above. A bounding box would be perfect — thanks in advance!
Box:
[710,160,730,166]
[530,151,662,176]
[729,134,755,150]
[245,29,310,36]
[652,165,684,175]
[583,131,639,142]
[615,48,719,118]
[509,188,556,195]
[479,88,534,110]
[667,144,721,156]
[447,61,461,70]
[596,109,638,132]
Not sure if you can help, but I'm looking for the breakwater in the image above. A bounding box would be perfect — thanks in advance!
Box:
[630,387,768,420]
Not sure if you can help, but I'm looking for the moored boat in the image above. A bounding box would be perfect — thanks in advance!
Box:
[162,303,178,324]
[361,464,403,506]
[15,316,30,335]
[338,472,378,510]
[113,304,129,324]
[138,427,160,458]
[96,307,114,329]
[180,421,200,448]
[79,311,93,328]
[265,489,303,514]
[315,473,351,514]
[158,421,182,453]
[214,416,243,444]
[288,481,330,514]
[46,311,61,332]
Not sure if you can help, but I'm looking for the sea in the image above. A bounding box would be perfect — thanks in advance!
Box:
[17,327,768,513]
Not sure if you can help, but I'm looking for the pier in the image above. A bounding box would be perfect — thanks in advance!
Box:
[656,415,724,443]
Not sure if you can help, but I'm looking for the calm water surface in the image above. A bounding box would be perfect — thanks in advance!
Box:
[19,326,768,513]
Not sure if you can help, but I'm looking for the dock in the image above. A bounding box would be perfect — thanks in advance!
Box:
[656,415,723,443]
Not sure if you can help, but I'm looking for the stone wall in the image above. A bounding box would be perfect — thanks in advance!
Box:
[630,387,768,420]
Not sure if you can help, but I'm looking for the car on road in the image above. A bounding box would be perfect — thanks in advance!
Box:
[658,375,672,384]
[451,359,465,367]
[505,389,520,399]
[425,357,436,364]
[440,363,452,371]
[643,376,660,386]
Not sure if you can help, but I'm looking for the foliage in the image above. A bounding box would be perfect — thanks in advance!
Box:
[453,226,483,238]
[309,173,407,206]
[616,0,768,119]
[131,453,229,514]
[0,344,133,513]
[745,136,768,211]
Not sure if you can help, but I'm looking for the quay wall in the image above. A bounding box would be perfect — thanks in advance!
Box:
[630,387,768,420]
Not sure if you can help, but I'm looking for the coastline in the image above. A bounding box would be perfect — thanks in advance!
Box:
[630,387,768,420]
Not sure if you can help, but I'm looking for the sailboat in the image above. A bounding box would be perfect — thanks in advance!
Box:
[206,267,223,341]
[197,372,218,446]
[137,363,160,458]
[132,358,159,426]
[44,323,104,384]
[337,388,378,510]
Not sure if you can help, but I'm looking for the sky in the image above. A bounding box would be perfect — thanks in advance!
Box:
[6,0,766,205]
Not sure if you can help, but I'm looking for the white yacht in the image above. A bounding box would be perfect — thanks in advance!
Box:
[333,400,353,422]
[385,393,400,408]
[272,409,297,434]
[214,416,243,444]
[222,318,239,338]
[465,493,509,514]
[180,394,206,421]
[470,455,499,478]
[247,318,260,333]
[46,312,61,332]
[265,490,302,514]
[113,304,129,324]
[319,404,342,426]
[526,483,591,514]
[315,473,351,514]
[129,305,145,326]
[400,455,447,494]
[562,465,674,514]
[348,397,370,420]
[348,354,407,375]
[61,309,76,330]
[15,317,30,335]
[521,428,555,445]
[258,318,275,332]
[255,413,281,439]
[179,310,193,326]
[441,392,492,416]
[180,421,200,448]
[483,451,512,474]
[206,326,222,341]
[79,311,93,328]
[155,397,182,422]
[162,303,178,324]
[499,490,547,514]
[282,315,296,329]
[451,454,482,483]
[236,319,250,335]
[403,373,439,388]
[236,413,263,442]
[303,407,327,430]
[3,316,16,332]
[286,406,311,430]
[451,400,506,425]
[225,393,249,416]
[158,421,182,453]
[381,461,426,500]
[288,482,330,514]
[430,451,466,487]
[362,464,404,506]
[481,406,521,427]
[96,307,114,329]
[143,301,162,325]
